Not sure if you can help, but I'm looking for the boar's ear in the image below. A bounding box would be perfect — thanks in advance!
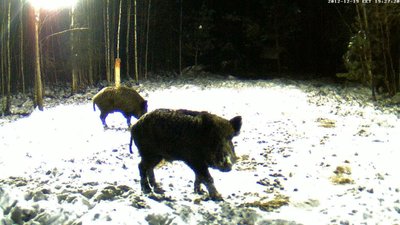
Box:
[230,116,242,136]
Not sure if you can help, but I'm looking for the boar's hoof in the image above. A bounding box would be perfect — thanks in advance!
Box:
[141,184,152,194]
[153,185,165,194]
[194,186,207,195]
[209,192,223,201]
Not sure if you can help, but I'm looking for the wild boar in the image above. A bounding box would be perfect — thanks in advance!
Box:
[92,86,147,127]
[129,108,242,200]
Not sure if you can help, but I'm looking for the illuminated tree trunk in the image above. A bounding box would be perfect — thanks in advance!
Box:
[144,0,151,79]
[380,6,396,95]
[1,1,5,114]
[126,0,131,78]
[356,4,374,100]
[115,0,122,87]
[4,0,12,114]
[116,0,122,59]
[179,0,182,76]
[34,8,44,110]
[20,0,25,93]
[360,4,374,101]
[134,0,139,84]
[70,6,79,93]
[104,0,111,83]
[87,0,94,85]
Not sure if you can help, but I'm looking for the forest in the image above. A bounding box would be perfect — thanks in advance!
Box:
[1,0,400,114]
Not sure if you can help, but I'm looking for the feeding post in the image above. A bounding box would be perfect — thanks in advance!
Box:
[115,58,121,88]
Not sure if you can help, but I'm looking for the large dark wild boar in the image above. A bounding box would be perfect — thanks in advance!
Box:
[129,109,242,200]
[92,86,147,127]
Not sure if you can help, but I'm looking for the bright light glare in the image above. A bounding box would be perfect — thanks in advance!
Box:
[29,0,78,10]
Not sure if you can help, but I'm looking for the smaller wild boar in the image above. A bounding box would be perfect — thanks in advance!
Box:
[129,109,242,200]
[92,86,147,127]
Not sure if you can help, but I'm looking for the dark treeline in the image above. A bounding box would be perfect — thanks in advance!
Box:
[1,0,400,113]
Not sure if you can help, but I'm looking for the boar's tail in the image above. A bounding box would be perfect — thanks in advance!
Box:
[93,102,96,111]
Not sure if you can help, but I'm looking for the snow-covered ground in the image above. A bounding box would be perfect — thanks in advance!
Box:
[0,76,399,225]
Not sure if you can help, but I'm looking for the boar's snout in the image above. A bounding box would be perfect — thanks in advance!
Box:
[218,162,233,172]
[216,154,236,172]
[214,141,237,172]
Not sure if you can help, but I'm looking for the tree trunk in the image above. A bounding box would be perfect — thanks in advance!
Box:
[115,0,122,87]
[110,1,115,82]
[1,1,5,114]
[273,13,281,74]
[34,8,44,110]
[378,14,390,96]
[126,0,132,79]
[357,4,375,101]
[383,8,396,95]
[179,0,183,76]
[194,47,198,66]
[362,5,374,101]
[144,0,151,79]
[5,0,12,114]
[105,0,111,83]
[87,0,94,86]
[134,0,139,84]
[20,0,25,93]
[70,6,79,93]
[117,0,122,59]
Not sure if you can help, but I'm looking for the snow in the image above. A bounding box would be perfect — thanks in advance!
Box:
[1,76,399,224]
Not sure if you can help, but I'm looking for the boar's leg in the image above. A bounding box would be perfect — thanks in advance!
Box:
[123,112,132,127]
[138,160,152,194]
[100,112,108,127]
[192,164,222,201]
[138,156,164,194]
[147,167,165,194]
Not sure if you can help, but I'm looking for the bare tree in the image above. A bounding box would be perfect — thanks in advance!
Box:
[359,4,374,100]
[20,0,25,93]
[34,7,44,110]
[70,6,79,93]
[144,0,151,79]
[116,0,122,59]
[126,0,132,78]
[134,0,138,84]
[115,0,122,87]
[377,5,397,95]
[1,1,5,114]
[179,0,183,76]
[86,0,94,86]
[104,0,111,83]
[4,0,12,114]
